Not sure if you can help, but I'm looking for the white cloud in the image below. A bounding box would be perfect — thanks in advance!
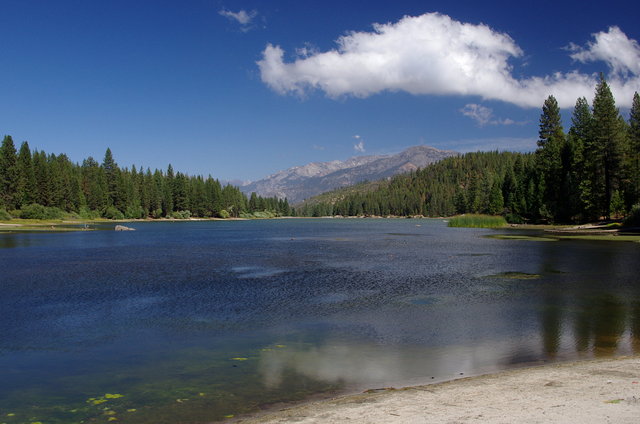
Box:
[258,13,640,108]
[460,104,493,126]
[569,26,640,78]
[353,135,365,152]
[460,104,526,126]
[219,8,257,30]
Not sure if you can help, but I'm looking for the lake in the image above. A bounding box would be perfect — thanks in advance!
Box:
[1,218,639,423]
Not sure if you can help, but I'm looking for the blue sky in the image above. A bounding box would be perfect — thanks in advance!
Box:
[1,1,639,182]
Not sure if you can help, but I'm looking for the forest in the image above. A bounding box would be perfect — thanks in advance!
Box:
[0,144,290,220]
[298,76,640,224]
[1,75,639,224]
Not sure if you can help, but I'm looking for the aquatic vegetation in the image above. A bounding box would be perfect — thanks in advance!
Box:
[448,214,507,228]
[551,234,640,242]
[485,234,557,242]
[104,394,123,399]
[400,295,439,306]
[486,272,541,280]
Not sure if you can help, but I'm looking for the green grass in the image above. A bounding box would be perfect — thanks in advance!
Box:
[447,214,507,228]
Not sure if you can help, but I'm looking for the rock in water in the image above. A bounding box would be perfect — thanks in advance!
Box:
[115,225,135,231]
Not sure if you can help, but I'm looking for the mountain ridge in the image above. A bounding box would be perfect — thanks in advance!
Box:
[241,145,457,204]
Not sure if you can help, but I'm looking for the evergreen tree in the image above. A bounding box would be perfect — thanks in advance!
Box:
[627,92,640,206]
[536,95,566,220]
[32,150,52,206]
[568,97,592,220]
[586,74,625,219]
[0,135,19,209]
[488,178,504,215]
[102,148,119,207]
[163,165,174,216]
[16,141,36,207]
[82,157,107,211]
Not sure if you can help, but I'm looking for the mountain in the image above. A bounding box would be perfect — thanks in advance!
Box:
[241,145,457,204]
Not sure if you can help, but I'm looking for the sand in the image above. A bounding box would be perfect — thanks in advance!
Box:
[239,356,640,423]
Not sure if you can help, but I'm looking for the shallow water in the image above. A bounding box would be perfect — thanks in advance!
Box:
[1,219,639,423]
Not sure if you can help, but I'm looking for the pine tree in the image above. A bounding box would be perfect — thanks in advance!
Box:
[102,148,119,207]
[33,150,52,206]
[0,135,19,209]
[586,74,625,219]
[488,178,504,215]
[536,95,566,221]
[82,156,107,211]
[627,92,640,206]
[163,165,174,216]
[16,141,36,207]
[568,98,592,220]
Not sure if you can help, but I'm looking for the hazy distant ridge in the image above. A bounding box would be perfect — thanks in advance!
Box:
[241,145,457,204]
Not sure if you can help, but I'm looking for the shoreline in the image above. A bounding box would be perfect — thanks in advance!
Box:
[237,356,640,423]
[1,217,639,243]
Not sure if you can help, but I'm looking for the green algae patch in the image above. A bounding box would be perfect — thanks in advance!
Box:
[104,394,124,399]
[486,272,541,280]
[486,232,640,243]
[551,234,640,242]
[485,234,558,242]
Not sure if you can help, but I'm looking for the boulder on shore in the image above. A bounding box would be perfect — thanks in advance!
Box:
[115,225,135,231]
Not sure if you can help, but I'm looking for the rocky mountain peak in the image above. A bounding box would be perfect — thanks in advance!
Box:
[241,145,457,204]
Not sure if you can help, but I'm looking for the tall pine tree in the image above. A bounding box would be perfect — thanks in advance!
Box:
[0,136,19,209]
[585,74,625,219]
[16,141,36,207]
[536,95,566,221]
[627,92,640,207]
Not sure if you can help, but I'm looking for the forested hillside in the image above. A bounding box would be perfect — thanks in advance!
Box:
[0,145,289,220]
[299,76,640,224]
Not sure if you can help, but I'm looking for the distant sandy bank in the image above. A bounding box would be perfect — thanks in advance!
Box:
[239,356,640,424]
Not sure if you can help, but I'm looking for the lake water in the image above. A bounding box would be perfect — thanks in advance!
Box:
[1,219,639,423]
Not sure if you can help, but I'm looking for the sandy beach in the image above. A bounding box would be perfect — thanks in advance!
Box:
[239,356,640,423]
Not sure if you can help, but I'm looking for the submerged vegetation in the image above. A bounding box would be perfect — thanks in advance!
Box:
[485,272,541,280]
[297,77,640,225]
[447,214,507,228]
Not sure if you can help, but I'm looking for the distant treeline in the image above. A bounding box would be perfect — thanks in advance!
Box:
[299,76,640,223]
[0,144,290,219]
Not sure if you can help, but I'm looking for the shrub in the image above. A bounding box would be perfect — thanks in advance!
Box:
[218,209,230,219]
[20,203,48,219]
[623,204,640,227]
[79,207,101,220]
[171,210,191,219]
[103,206,125,220]
[0,209,12,220]
[125,205,145,219]
[610,190,625,218]
[43,207,64,219]
[504,213,524,224]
